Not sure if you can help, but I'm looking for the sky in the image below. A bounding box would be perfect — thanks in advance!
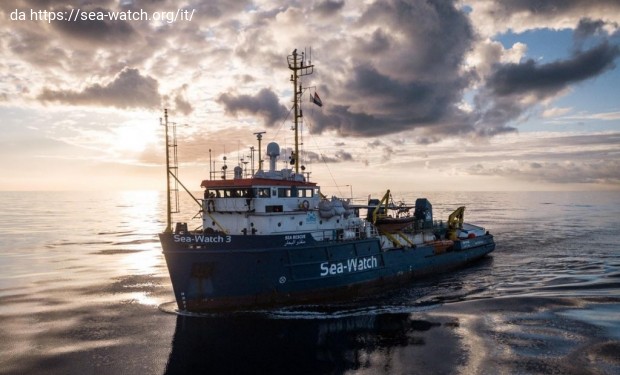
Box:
[1,0,619,195]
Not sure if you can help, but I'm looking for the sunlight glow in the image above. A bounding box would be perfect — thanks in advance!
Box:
[112,121,159,153]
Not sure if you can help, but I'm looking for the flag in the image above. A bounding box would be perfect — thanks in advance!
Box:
[310,92,323,107]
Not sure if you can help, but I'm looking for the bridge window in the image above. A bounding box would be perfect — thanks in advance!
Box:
[278,188,291,197]
[298,188,314,198]
[257,188,270,198]
[205,188,254,198]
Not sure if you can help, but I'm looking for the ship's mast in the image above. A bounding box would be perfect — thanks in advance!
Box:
[287,49,314,174]
[161,110,200,233]
[163,109,172,233]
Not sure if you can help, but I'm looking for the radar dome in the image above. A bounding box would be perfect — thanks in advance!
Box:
[266,142,280,157]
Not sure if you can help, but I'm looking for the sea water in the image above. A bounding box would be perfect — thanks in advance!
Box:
[0,191,618,374]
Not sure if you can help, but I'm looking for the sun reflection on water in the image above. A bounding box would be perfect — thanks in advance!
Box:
[127,291,159,306]
[115,191,165,275]
[122,249,162,275]
[117,190,163,233]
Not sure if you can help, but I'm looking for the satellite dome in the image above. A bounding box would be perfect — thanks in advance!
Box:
[266,142,280,157]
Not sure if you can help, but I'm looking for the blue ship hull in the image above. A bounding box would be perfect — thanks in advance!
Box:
[159,231,495,311]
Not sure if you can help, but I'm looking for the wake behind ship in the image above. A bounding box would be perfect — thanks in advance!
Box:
[159,49,495,312]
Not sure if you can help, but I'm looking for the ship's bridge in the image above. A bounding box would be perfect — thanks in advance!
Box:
[201,178,319,214]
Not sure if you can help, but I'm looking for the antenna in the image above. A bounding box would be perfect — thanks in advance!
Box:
[253,131,266,172]
[250,146,256,176]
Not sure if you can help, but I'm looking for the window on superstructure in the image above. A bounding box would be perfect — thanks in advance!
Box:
[219,189,251,198]
[257,188,270,198]
[278,188,292,198]
[205,189,224,198]
[298,188,313,198]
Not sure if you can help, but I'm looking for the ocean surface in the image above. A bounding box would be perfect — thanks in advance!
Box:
[0,190,619,374]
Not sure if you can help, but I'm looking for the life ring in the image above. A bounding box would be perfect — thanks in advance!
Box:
[207,199,215,213]
[300,200,310,211]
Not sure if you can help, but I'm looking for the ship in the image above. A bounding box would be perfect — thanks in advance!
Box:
[158,49,495,312]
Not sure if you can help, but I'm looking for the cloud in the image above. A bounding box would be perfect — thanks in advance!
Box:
[546,110,620,125]
[468,39,620,136]
[487,42,620,98]
[174,94,193,115]
[463,132,620,185]
[314,0,345,16]
[164,84,193,115]
[574,18,607,41]
[469,0,620,36]
[296,148,352,164]
[300,0,477,140]
[335,150,353,161]
[4,0,617,146]
[52,6,136,44]
[468,159,620,185]
[217,88,288,127]
[364,139,397,162]
[38,68,161,109]
[542,107,573,118]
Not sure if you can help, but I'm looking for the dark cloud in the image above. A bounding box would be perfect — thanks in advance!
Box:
[335,150,353,161]
[367,140,383,149]
[356,29,392,55]
[488,42,620,98]
[470,40,620,136]
[52,6,136,43]
[7,28,69,67]
[304,0,475,140]
[301,150,323,163]
[364,139,396,162]
[314,0,345,16]
[471,94,521,136]
[164,84,193,115]
[357,0,473,78]
[574,18,607,40]
[38,68,161,109]
[572,18,615,51]
[299,149,352,164]
[174,94,193,115]
[480,0,620,16]
[310,105,391,137]
[217,88,288,127]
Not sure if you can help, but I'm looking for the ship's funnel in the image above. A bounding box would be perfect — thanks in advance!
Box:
[266,142,280,172]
